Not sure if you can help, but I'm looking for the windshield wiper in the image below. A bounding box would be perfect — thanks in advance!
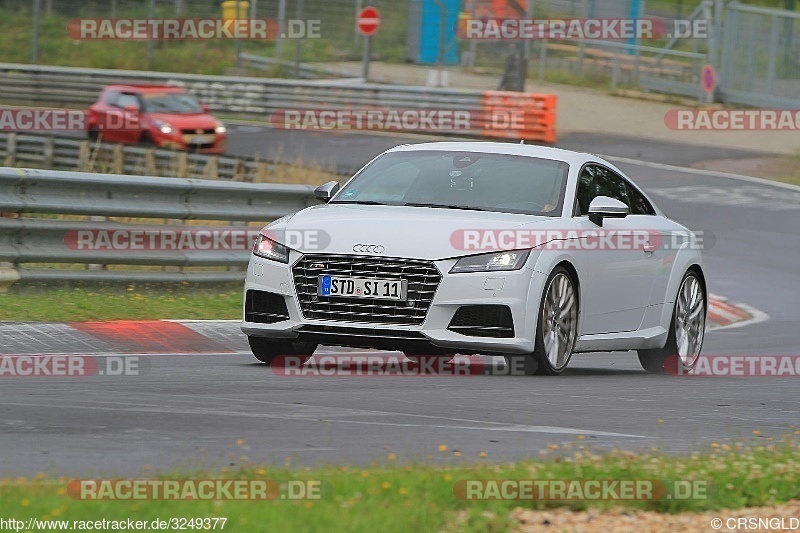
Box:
[401,202,491,212]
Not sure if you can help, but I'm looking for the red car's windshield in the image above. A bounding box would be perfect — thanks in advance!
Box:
[141,92,203,113]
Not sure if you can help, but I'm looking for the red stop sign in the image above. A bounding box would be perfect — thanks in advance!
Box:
[357,7,380,36]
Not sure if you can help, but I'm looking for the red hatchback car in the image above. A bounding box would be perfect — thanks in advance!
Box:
[87,85,227,154]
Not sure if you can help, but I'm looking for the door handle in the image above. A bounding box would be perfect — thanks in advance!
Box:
[643,242,656,254]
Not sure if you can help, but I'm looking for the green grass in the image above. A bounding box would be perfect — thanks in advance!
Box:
[0,287,242,321]
[1,433,798,532]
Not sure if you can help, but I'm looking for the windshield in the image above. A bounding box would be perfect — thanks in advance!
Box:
[331,150,569,216]
[141,92,203,113]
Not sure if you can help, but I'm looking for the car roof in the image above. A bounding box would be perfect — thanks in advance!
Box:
[387,141,607,167]
[103,85,187,93]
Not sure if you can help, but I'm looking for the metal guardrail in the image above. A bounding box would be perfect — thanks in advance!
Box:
[238,53,363,81]
[0,132,322,180]
[0,167,319,286]
[0,62,483,116]
[0,62,557,143]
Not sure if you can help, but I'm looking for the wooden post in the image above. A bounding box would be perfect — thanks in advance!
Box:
[112,144,124,174]
[43,136,55,168]
[144,148,157,176]
[203,156,219,180]
[4,133,17,167]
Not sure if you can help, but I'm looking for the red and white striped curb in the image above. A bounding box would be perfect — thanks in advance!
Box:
[0,296,764,356]
[707,294,768,330]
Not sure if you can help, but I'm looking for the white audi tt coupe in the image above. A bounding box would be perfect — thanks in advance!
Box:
[241,142,706,375]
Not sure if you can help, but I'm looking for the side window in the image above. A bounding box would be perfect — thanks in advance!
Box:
[594,167,630,205]
[625,183,655,215]
[574,166,596,216]
[113,93,140,109]
[574,165,629,215]
[102,90,119,105]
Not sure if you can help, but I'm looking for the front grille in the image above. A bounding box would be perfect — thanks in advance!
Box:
[292,254,441,325]
[447,305,514,338]
[181,128,215,135]
[245,290,290,324]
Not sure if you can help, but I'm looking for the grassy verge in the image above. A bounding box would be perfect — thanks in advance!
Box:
[0,287,242,322]
[1,434,798,532]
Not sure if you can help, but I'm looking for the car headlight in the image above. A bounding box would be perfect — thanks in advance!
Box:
[450,250,531,273]
[252,233,289,263]
[214,123,226,134]
[154,120,174,134]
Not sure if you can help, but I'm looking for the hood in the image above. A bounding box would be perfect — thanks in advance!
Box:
[265,204,568,260]
[147,112,220,130]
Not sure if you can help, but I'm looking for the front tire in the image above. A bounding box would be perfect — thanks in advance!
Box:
[638,270,706,374]
[248,337,317,366]
[525,266,580,376]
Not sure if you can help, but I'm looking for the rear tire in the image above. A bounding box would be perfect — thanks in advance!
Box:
[638,270,706,374]
[248,337,317,366]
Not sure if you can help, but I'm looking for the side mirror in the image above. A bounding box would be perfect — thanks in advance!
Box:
[123,104,139,113]
[201,103,210,112]
[314,181,340,201]
[588,196,629,226]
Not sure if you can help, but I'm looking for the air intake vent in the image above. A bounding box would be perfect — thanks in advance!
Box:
[447,305,514,338]
[245,290,290,324]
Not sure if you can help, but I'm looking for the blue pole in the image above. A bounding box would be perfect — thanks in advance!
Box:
[627,0,641,55]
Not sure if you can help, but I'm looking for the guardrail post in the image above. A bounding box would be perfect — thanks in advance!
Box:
[43,136,55,168]
[537,40,548,85]
[255,161,270,181]
[112,144,124,175]
[4,133,17,167]
[232,159,250,182]
[78,141,91,171]
[203,157,219,180]
[86,215,108,272]
[176,152,188,178]
[144,148,157,176]
[0,266,20,293]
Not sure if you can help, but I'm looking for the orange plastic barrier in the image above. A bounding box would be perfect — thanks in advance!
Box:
[481,91,557,144]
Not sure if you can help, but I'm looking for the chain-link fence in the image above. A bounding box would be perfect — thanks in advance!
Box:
[720,2,800,106]
[2,1,800,106]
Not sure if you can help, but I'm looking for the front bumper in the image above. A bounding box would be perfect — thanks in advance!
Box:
[240,252,546,355]
[155,133,227,154]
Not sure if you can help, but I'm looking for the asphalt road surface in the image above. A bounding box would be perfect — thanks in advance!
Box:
[2,130,798,477]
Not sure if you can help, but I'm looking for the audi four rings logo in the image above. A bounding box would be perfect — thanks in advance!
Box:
[353,244,385,254]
